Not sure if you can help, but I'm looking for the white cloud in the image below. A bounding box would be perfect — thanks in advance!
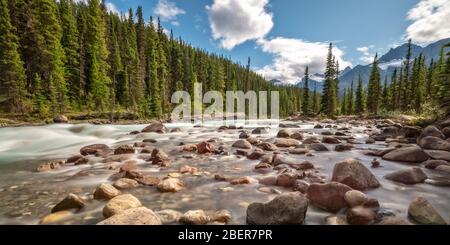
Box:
[206,0,274,50]
[105,2,119,14]
[154,0,186,25]
[356,46,375,64]
[256,37,352,85]
[405,0,450,44]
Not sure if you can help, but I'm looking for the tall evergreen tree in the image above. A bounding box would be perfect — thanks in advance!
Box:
[402,39,413,110]
[355,74,364,114]
[347,80,354,115]
[302,66,310,115]
[322,43,337,117]
[390,68,398,111]
[366,54,381,115]
[0,0,28,113]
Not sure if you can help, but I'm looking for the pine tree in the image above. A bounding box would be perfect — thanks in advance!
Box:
[59,0,80,105]
[302,66,310,115]
[85,0,111,111]
[322,43,337,117]
[381,75,388,111]
[0,0,28,113]
[312,82,319,115]
[31,0,67,114]
[366,54,381,115]
[355,74,364,114]
[402,39,413,110]
[341,89,347,115]
[347,80,354,115]
[437,43,450,114]
[390,68,398,111]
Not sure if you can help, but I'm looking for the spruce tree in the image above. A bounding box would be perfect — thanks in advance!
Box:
[366,54,381,115]
[402,39,413,110]
[355,74,364,114]
[437,43,450,114]
[0,0,28,113]
[390,68,398,111]
[382,75,388,111]
[341,89,347,115]
[322,43,337,117]
[347,80,354,115]
[302,66,310,115]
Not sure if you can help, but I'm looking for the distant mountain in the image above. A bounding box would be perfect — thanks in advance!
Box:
[280,38,450,95]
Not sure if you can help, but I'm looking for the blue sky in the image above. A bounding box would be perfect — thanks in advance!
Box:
[104,0,450,84]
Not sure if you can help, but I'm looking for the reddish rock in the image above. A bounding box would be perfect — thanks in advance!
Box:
[136,176,160,186]
[66,155,84,164]
[322,136,341,144]
[331,159,380,190]
[94,184,121,200]
[423,159,450,169]
[382,147,429,163]
[346,206,376,225]
[307,182,352,212]
[80,144,110,156]
[141,122,167,133]
[114,145,135,155]
[197,142,215,154]
[181,144,197,152]
[384,168,427,184]
[51,193,86,213]
[257,142,278,151]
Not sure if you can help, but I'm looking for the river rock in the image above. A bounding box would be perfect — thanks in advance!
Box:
[418,136,450,151]
[442,127,450,138]
[371,159,381,168]
[289,148,309,155]
[137,176,160,186]
[94,184,121,200]
[98,207,162,225]
[258,176,277,186]
[53,115,69,123]
[307,143,329,152]
[210,210,232,224]
[51,193,86,213]
[247,149,265,160]
[277,129,291,138]
[179,210,211,225]
[344,190,369,207]
[230,176,255,185]
[246,137,262,145]
[425,150,450,161]
[181,144,197,152]
[293,180,310,193]
[180,165,199,174]
[239,131,251,139]
[423,159,450,169]
[365,137,376,144]
[103,194,142,218]
[403,126,422,138]
[322,136,341,144]
[418,125,445,141]
[113,178,140,189]
[382,146,429,163]
[303,137,320,144]
[232,140,252,149]
[252,127,270,134]
[39,211,73,224]
[276,170,301,187]
[378,216,411,225]
[246,193,309,225]
[408,197,447,225]
[335,144,353,152]
[80,144,110,156]
[155,210,183,224]
[66,155,84,164]
[436,165,450,173]
[73,156,89,165]
[325,216,347,225]
[197,142,215,154]
[257,142,278,151]
[314,124,324,129]
[384,168,427,184]
[114,145,135,155]
[290,132,304,140]
[37,161,64,172]
[331,159,380,190]
[307,182,352,212]
[274,138,300,147]
[157,178,183,192]
[151,148,170,166]
[346,206,376,225]
[254,162,272,173]
[142,122,166,133]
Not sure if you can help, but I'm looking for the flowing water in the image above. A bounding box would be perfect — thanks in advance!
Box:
[0,120,449,225]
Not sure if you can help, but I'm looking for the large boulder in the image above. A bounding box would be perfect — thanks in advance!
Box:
[51,193,86,213]
[306,182,352,212]
[197,142,215,154]
[53,115,69,123]
[331,159,380,190]
[94,184,121,200]
[402,126,422,138]
[384,168,427,185]
[425,150,450,161]
[418,136,450,151]
[257,142,278,151]
[382,147,429,163]
[141,122,167,133]
[344,190,369,208]
[232,140,252,149]
[418,125,445,141]
[103,194,142,218]
[98,207,162,225]
[246,193,309,225]
[277,129,291,138]
[408,197,447,225]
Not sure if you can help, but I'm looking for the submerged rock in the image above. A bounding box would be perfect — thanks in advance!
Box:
[157,178,184,192]
[384,168,427,185]
[257,142,278,151]
[274,138,300,147]
[197,142,215,154]
[37,161,64,172]
[114,145,135,155]
[277,129,291,138]
[80,144,110,156]
[98,207,162,225]
[155,210,183,224]
[331,159,380,190]
[307,143,329,152]
[113,178,140,189]
[39,211,73,225]
[418,136,450,151]
[179,210,210,225]
[246,193,308,225]
[232,139,252,149]
[423,159,450,169]
[51,193,86,213]
[307,182,352,212]
[408,197,446,225]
